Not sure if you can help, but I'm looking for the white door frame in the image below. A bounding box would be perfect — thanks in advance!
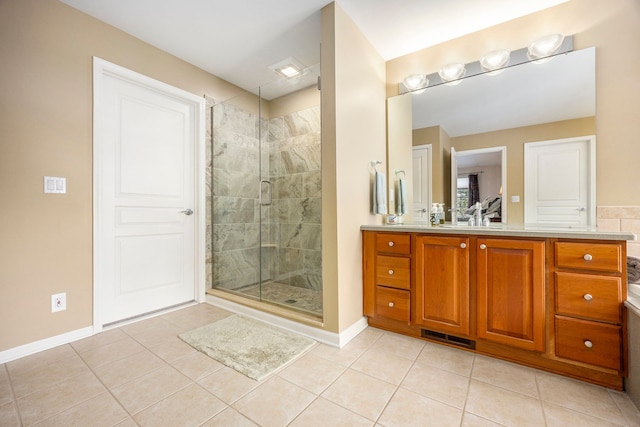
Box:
[92,57,206,333]
[451,146,507,225]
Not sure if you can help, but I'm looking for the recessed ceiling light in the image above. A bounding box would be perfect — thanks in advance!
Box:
[269,57,305,79]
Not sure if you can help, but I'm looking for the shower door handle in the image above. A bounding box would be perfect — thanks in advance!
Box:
[260,180,272,206]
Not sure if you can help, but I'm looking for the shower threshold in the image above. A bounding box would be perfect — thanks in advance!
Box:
[209,281,322,316]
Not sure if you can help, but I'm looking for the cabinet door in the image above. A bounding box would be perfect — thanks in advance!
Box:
[477,238,545,352]
[414,235,470,337]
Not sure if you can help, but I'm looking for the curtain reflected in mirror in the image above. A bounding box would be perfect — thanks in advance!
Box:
[468,174,479,207]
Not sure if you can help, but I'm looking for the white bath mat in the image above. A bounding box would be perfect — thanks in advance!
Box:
[178,315,315,381]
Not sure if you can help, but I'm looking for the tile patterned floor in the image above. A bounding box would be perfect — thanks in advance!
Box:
[1,303,640,426]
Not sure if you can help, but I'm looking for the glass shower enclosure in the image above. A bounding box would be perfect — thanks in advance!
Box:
[207,65,322,318]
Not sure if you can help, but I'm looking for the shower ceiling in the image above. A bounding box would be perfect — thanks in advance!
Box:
[59,0,569,97]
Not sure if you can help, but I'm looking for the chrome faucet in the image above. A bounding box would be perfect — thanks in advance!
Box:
[474,202,483,225]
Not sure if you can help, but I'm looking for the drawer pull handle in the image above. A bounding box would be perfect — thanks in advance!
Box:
[583,254,593,261]
[388,301,395,308]
[388,241,395,247]
[388,269,394,275]
[584,340,593,349]
[480,244,487,250]
[583,293,593,301]
[460,243,467,249]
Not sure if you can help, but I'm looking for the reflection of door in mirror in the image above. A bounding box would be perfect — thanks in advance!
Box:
[524,135,596,228]
[412,144,431,222]
[451,147,506,224]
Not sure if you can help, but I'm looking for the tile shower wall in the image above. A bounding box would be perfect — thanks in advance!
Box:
[208,102,261,290]
[207,101,321,292]
[267,106,322,290]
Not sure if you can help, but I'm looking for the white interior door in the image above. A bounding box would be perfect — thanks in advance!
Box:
[524,135,596,227]
[412,144,432,222]
[94,58,204,326]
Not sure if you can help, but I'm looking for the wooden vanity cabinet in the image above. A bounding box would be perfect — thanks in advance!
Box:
[414,235,471,337]
[362,230,629,389]
[552,240,627,373]
[363,232,412,325]
[477,238,546,352]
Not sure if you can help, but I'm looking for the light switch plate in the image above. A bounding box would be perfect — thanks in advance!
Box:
[44,176,66,194]
[511,195,520,203]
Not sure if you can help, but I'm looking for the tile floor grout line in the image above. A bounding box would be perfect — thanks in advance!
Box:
[533,368,549,427]
[66,332,138,427]
[608,388,637,427]
[3,363,24,427]
[535,370,631,426]
[457,353,476,427]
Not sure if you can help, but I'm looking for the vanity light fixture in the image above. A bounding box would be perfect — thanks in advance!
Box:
[402,73,429,94]
[438,63,466,85]
[397,34,572,94]
[480,49,511,75]
[269,57,305,78]
[527,33,565,61]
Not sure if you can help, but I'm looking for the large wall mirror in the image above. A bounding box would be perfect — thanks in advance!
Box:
[388,47,596,225]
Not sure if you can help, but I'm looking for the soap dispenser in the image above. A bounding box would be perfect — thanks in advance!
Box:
[438,203,445,224]
[430,203,439,226]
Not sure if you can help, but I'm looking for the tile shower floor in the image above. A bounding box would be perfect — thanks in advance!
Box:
[1,304,639,426]
[235,282,323,317]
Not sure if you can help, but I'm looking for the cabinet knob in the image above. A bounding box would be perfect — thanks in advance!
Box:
[584,340,593,349]
[388,269,394,275]
[388,301,395,308]
[583,293,593,301]
[480,244,487,250]
[388,241,395,247]
[583,254,593,261]
[460,243,467,249]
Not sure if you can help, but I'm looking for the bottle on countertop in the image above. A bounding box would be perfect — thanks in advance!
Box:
[430,203,440,226]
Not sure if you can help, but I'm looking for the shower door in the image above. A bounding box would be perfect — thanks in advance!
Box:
[209,67,323,318]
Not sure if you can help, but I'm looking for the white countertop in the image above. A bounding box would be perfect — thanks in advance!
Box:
[361,223,637,241]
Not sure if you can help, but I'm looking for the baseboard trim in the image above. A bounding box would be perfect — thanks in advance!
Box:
[0,326,94,364]
[206,295,367,348]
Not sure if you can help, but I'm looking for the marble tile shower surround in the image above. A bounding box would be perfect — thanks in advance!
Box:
[209,100,322,302]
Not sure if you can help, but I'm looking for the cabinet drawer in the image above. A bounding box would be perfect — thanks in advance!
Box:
[376,255,410,289]
[555,242,622,273]
[556,272,622,323]
[375,286,410,322]
[375,233,411,255]
[555,316,622,370]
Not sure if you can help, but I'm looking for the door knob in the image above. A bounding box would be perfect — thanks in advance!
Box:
[180,209,194,216]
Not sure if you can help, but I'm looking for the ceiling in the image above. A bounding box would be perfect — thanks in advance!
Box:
[59,0,569,97]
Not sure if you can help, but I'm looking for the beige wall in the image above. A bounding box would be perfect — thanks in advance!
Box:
[269,85,320,118]
[0,0,246,351]
[387,0,640,211]
[321,3,386,332]
[386,94,412,218]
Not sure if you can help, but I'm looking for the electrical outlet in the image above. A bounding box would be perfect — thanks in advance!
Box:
[51,293,66,312]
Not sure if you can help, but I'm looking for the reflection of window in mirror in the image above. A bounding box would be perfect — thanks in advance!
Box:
[457,176,469,216]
